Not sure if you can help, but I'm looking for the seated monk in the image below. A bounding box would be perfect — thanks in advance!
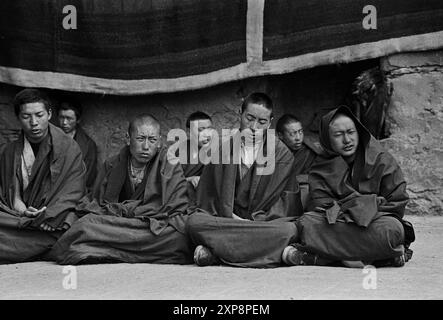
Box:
[51,114,193,265]
[186,93,303,268]
[173,111,214,204]
[282,106,415,268]
[276,113,321,207]
[276,113,319,176]
[0,89,85,264]
[57,99,98,191]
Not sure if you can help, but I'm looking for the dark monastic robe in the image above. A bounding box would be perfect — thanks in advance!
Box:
[291,140,321,209]
[74,127,98,191]
[177,139,204,177]
[51,146,193,265]
[196,134,302,221]
[291,141,319,176]
[0,124,86,264]
[297,106,415,263]
[175,139,205,205]
[186,133,303,268]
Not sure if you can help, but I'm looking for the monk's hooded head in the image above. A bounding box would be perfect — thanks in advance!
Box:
[13,89,53,144]
[320,106,370,162]
[127,114,161,168]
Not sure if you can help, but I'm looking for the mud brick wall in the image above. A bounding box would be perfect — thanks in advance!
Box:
[381,50,443,215]
[2,55,441,215]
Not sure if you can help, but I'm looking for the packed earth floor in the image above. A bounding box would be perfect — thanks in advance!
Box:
[0,215,441,300]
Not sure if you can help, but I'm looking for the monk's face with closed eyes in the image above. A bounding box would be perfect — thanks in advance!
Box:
[18,102,52,143]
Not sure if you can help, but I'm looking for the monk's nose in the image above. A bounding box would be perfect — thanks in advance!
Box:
[30,116,38,126]
[250,121,258,131]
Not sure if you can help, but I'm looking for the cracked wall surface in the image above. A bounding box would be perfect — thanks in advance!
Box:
[381,51,443,215]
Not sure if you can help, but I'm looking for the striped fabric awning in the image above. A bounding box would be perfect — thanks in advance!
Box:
[0,0,442,95]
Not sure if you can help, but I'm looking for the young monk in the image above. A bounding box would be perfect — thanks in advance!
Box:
[51,114,193,265]
[282,106,415,267]
[276,114,319,176]
[0,89,85,264]
[57,100,98,191]
[186,92,303,268]
[276,114,322,208]
[172,111,214,204]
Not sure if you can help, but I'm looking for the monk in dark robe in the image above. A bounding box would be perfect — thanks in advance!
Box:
[51,114,193,265]
[58,100,98,191]
[282,105,415,268]
[186,93,303,268]
[0,89,85,264]
[276,114,319,176]
[172,111,214,204]
[277,114,321,208]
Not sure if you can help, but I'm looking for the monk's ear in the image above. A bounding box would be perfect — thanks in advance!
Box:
[47,108,52,121]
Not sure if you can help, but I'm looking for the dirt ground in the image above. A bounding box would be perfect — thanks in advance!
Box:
[0,215,442,300]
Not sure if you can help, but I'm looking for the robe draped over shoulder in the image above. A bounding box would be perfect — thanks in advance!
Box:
[51,145,192,265]
[75,145,189,235]
[0,124,86,230]
[74,127,98,190]
[196,133,303,220]
[307,107,409,227]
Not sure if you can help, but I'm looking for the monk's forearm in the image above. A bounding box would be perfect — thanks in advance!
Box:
[13,197,27,214]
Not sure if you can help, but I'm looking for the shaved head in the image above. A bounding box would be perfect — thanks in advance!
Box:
[127,113,162,167]
[128,114,160,137]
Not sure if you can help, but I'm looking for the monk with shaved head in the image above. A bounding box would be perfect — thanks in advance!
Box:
[51,113,193,265]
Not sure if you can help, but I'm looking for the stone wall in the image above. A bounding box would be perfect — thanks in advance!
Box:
[381,51,443,215]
